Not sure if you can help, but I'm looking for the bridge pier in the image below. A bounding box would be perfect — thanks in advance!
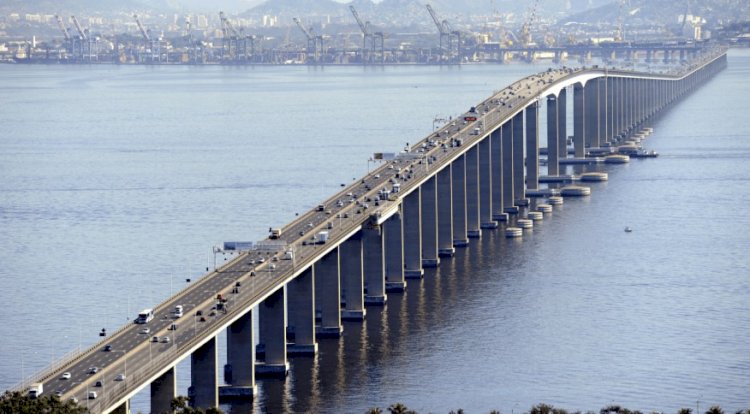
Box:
[501,121,516,213]
[478,136,497,229]
[314,248,343,336]
[512,111,527,206]
[490,128,507,222]
[341,234,367,319]
[546,95,560,177]
[606,77,614,144]
[585,79,599,149]
[151,367,176,414]
[451,153,469,246]
[384,212,406,292]
[465,145,482,238]
[362,225,387,304]
[420,176,440,267]
[256,287,289,377]
[191,337,218,409]
[525,101,539,191]
[403,189,424,278]
[287,266,317,354]
[111,400,130,414]
[436,165,455,256]
[597,78,607,146]
[573,82,586,157]
[558,88,568,162]
[223,311,257,397]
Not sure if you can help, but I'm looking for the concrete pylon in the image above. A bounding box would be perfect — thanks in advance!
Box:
[546,95,560,177]
[501,120,516,213]
[256,287,289,377]
[512,111,527,206]
[436,165,455,257]
[490,127,507,222]
[224,311,257,395]
[362,224,387,305]
[558,87,568,161]
[478,136,497,229]
[573,82,586,158]
[383,212,406,292]
[151,367,176,414]
[451,153,469,246]
[341,234,367,319]
[465,145,482,238]
[190,337,218,409]
[287,266,317,355]
[420,175,439,267]
[525,101,539,191]
[314,248,343,337]
[403,189,424,278]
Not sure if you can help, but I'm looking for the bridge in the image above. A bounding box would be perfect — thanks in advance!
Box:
[9,46,727,414]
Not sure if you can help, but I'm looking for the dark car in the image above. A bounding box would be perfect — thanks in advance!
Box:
[103,345,112,352]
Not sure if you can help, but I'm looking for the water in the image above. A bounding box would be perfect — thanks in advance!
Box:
[1,51,749,413]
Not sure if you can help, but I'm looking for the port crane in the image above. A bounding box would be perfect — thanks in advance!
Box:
[134,14,161,62]
[293,17,323,64]
[220,11,255,62]
[426,4,461,63]
[519,0,541,48]
[349,5,384,64]
[70,15,95,61]
[54,15,73,57]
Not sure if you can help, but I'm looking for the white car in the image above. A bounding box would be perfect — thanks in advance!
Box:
[140,327,150,334]
[88,391,97,400]
[115,373,126,381]
[161,336,170,343]
[60,372,71,380]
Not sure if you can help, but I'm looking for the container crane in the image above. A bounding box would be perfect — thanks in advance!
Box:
[519,0,540,48]
[293,17,323,64]
[133,14,160,63]
[349,5,384,64]
[70,15,97,61]
[425,4,460,63]
[54,15,73,57]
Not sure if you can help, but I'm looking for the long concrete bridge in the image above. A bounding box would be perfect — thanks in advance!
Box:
[10,46,727,414]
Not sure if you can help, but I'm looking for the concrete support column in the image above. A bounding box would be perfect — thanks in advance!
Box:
[314,248,343,337]
[362,225,387,305]
[451,154,469,246]
[478,137,497,229]
[403,189,424,278]
[512,111,527,206]
[490,128,506,221]
[558,88,568,161]
[341,235,367,319]
[598,78,607,145]
[191,337,218,409]
[525,101,539,191]
[436,166,455,257]
[573,83,586,157]
[546,95,559,176]
[420,176,440,267]
[585,79,599,148]
[465,145,482,238]
[501,121,516,213]
[257,287,289,376]
[151,367,176,414]
[225,311,257,394]
[383,212,406,292]
[287,267,317,354]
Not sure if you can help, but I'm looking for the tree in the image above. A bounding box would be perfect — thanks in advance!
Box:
[705,406,724,414]
[366,408,383,414]
[0,390,89,414]
[388,403,416,414]
[678,408,693,414]
[169,396,224,414]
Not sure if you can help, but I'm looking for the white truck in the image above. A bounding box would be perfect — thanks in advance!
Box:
[314,231,329,244]
[28,382,43,399]
[282,250,294,260]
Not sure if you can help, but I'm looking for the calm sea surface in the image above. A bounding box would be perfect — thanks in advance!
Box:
[1,51,749,414]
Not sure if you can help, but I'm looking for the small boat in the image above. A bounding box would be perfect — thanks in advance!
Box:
[624,227,633,233]
[629,149,659,158]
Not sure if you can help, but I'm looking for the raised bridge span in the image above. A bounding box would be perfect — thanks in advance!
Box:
[12,47,727,414]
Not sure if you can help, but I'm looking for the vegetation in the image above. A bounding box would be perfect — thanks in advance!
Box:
[363,403,750,414]
[170,396,224,414]
[0,391,89,414]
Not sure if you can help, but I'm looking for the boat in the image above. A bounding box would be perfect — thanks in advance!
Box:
[629,149,659,158]
[624,227,633,232]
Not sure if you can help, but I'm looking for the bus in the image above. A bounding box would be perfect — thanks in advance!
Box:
[135,308,154,324]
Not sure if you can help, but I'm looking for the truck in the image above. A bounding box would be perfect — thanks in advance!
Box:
[270,228,282,239]
[28,383,43,399]
[314,231,329,244]
[282,250,294,260]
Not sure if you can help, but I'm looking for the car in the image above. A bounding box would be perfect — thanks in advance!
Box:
[272,256,278,262]
[88,391,97,400]
[69,397,78,404]
[103,344,112,352]
[199,316,207,322]
[169,323,177,331]
[196,310,203,316]
[94,380,103,387]
[54,390,64,397]
[161,336,170,343]
[257,258,265,263]
[235,281,241,287]
[115,374,126,381]
[60,372,71,380]
[140,327,150,334]
[152,336,159,342]
[88,367,98,374]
